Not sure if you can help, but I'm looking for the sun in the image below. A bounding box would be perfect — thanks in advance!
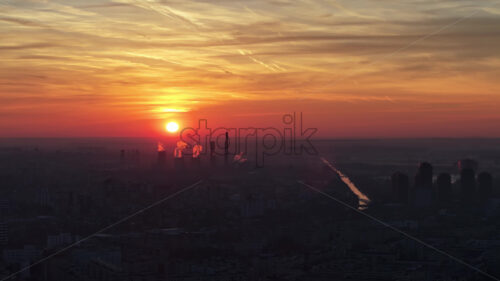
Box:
[166,121,179,133]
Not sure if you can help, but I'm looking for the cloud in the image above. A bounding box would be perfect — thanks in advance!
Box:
[0,0,499,136]
[0,43,59,50]
[114,0,200,29]
[0,16,48,27]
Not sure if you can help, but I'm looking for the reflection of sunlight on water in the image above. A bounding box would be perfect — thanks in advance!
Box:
[321,157,371,210]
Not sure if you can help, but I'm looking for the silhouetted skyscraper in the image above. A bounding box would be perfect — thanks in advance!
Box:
[392,172,409,204]
[437,173,452,206]
[458,159,478,173]
[478,172,493,203]
[460,168,476,206]
[224,132,229,155]
[415,162,433,189]
[413,162,434,208]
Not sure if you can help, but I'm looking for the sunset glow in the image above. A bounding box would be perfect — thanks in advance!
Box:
[1,0,499,137]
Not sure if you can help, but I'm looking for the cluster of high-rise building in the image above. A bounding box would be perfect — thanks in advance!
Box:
[392,159,494,209]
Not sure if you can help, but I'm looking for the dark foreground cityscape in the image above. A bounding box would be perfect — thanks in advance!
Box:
[0,138,499,281]
[2,0,499,279]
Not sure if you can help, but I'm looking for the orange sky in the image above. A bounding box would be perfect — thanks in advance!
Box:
[1,0,500,137]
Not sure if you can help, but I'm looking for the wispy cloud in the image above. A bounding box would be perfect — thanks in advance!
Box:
[0,0,499,136]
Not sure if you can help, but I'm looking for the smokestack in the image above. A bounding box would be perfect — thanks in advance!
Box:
[174,140,187,170]
[224,132,229,165]
[157,142,166,165]
[191,143,203,169]
[192,143,202,159]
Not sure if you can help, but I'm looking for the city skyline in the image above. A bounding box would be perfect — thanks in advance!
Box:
[2,2,500,279]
